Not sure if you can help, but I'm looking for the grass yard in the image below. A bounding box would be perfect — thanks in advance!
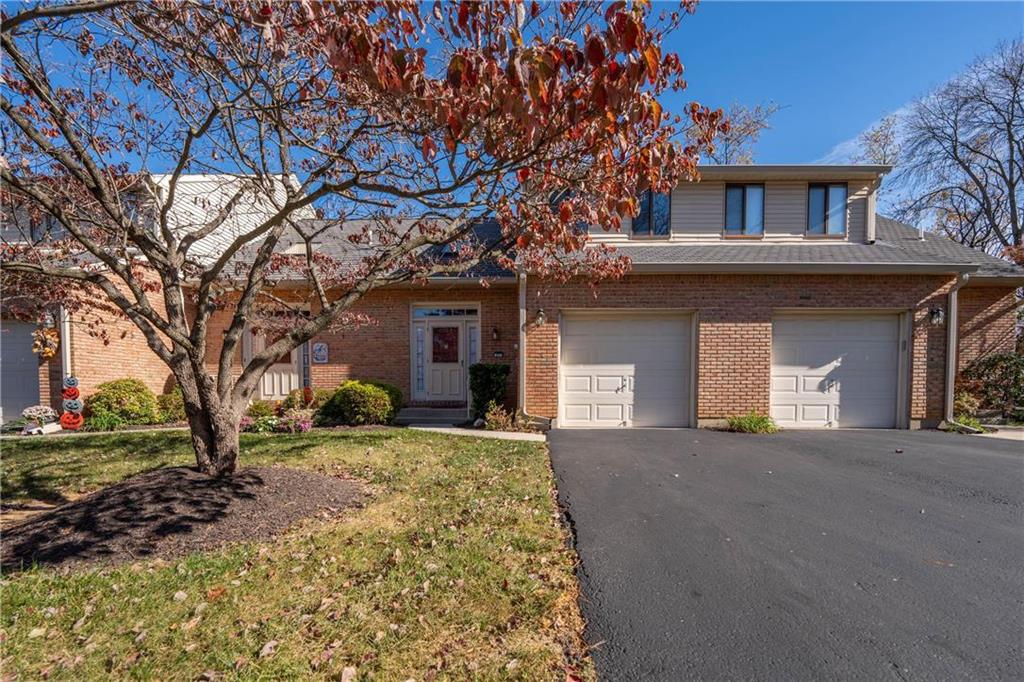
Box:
[1,429,592,680]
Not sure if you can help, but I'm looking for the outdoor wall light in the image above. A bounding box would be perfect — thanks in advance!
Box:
[929,306,945,325]
[491,327,499,341]
[535,308,547,326]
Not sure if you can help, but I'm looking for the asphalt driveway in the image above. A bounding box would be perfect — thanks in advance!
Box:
[548,429,1024,680]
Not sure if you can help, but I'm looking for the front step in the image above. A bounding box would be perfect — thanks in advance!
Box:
[395,407,469,426]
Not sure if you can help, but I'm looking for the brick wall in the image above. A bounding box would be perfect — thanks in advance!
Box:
[198,284,521,407]
[308,285,520,406]
[525,273,954,426]
[68,309,175,399]
[957,286,1019,370]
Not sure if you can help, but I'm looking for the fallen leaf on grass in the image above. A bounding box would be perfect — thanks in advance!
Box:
[259,640,278,658]
[206,587,226,602]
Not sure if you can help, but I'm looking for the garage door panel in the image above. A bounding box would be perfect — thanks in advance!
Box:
[771,314,899,429]
[559,314,691,428]
[1,321,41,423]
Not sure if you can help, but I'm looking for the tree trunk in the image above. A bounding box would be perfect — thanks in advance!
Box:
[186,406,240,476]
[175,365,242,477]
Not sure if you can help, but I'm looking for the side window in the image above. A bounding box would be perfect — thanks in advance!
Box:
[724,184,764,236]
[632,190,671,237]
[807,183,848,236]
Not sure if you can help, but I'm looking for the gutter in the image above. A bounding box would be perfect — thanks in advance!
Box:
[943,273,983,434]
[627,262,979,275]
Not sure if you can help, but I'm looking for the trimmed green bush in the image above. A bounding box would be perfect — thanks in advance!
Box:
[157,387,186,423]
[246,400,277,418]
[725,412,779,434]
[317,381,393,426]
[469,363,511,419]
[953,390,980,419]
[951,414,985,433]
[84,378,160,425]
[961,353,1024,416]
[362,379,403,422]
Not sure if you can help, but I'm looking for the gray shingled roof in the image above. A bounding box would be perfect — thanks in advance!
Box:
[233,214,1023,281]
[613,216,1023,278]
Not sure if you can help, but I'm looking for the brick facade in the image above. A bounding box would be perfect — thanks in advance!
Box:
[523,274,960,426]
[24,275,1019,427]
[957,286,1020,370]
[306,285,520,406]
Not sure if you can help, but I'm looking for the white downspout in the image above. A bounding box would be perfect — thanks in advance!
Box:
[517,270,531,417]
[865,180,878,244]
[943,273,982,433]
[59,305,72,379]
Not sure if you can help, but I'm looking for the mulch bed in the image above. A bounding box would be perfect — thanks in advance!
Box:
[1,467,362,573]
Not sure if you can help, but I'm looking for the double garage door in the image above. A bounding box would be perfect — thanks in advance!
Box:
[558,311,901,429]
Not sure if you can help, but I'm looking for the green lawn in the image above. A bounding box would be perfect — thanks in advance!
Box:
[1,429,592,680]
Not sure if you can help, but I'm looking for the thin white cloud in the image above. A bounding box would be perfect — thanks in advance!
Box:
[814,103,912,164]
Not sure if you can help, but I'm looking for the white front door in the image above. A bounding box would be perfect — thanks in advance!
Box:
[770,313,900,428]
[559,313,692,428]
[250,331,302,400]
[426,321,465,401]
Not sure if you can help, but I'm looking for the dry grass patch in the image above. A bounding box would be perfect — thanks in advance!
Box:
[1,429,593,680]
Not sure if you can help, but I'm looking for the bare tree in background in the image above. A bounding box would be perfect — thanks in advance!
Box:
[893,40,1022,255]
[854,114,901,166]
[692,101,780,164]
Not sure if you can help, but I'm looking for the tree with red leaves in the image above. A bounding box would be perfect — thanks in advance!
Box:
[1,0,722,475]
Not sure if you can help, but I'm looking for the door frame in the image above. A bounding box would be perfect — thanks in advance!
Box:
[408,302,480,404]
[556,308,697,428]
[770,308,911,429]
[242,324,307,400]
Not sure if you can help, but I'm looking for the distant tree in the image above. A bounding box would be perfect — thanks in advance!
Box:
[0,0,723,476]
[893,40,1022,256]
[853,114,901,166]
[691,101,780,164]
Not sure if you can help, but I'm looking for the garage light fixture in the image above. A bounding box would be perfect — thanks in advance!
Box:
[534,308,547,326]
[929,306,945,325]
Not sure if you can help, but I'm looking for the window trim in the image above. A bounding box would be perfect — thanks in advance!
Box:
[806,182,849,239]
[722,183,766,239]
[631,190,672,239]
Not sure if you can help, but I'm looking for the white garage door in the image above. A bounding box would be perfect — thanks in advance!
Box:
[771,314,900,428]
[1,321,41,423]
[559,313,692,428]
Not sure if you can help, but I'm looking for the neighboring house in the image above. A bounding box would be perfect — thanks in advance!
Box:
[0,174,308,421]
[3,166,1022,428]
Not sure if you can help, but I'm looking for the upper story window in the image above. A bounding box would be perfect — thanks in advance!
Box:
[724,184,764,237]
[632,190,671,237]
[807,183,848,237]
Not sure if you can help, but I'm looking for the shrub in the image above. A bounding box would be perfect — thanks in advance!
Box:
[362,379,403,421]
[157,387,186,423]
[469,363,511,418]
[277,408,314,433]
[953,390,981,419]
[84,409,128,432]
[280,387,333,411]
[483,401,532,432]
[725,412,779,434]
[961,353,1024,416]
[22,405,58,424]
[240,415,278,433]
[951,414,985,433]
[84,378,160,425]
[246,400,277,419]
[317,381,392,426]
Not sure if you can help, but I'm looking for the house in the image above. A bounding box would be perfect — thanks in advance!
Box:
[3,165,1022,428]
[0,174,310,421]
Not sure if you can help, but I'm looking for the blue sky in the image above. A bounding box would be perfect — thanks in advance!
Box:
[660,1,1023,163]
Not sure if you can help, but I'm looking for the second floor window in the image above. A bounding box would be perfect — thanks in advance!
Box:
[632,191,671,236]
[725,184,764,236]
[807,183,848,236]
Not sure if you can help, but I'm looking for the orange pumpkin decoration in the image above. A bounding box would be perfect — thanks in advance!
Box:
[61,387,80,400]
[60,412,84,430]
